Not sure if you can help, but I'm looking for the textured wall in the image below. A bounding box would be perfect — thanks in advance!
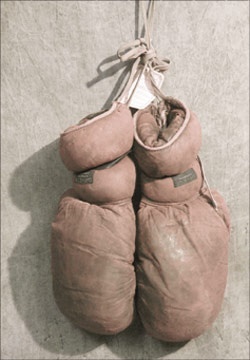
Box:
[1,1,249,359]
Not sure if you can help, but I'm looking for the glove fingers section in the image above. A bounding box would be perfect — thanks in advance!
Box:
[136,192,229,342]
[134,98,202,177]
[51,190,136,335]
[60,103,134,172]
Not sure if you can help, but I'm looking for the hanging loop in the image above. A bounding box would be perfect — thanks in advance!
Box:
[117,0,170,104]
[117,38,148,62]
[117,36,170,74]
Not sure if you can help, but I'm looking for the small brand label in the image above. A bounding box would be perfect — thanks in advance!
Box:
[74,170,94,184]
[172,168,197,188]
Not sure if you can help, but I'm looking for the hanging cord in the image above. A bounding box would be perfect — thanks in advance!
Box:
[198,156,218,211]
[116,0,170,105]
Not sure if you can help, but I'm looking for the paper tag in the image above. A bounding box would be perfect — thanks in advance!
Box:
[121,67,164,109]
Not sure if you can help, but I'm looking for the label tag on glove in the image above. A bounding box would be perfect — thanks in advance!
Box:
[74,170,94,184]
[172,168,197,188]
[120,67,164,109]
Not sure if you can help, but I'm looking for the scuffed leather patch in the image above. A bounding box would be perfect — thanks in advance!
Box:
[74,170,94,184]
[172,168,197,188]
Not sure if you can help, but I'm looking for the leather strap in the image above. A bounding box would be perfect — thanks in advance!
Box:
[74,151,130,176]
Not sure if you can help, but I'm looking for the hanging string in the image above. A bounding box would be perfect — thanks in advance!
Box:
[116,0,170,104]
[141,0,154,48]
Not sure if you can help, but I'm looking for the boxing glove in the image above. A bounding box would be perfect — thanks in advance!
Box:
[134,98,230,342]
[51,102,136,335]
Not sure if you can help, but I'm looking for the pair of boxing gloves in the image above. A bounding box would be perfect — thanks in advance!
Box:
[51,97,230,342]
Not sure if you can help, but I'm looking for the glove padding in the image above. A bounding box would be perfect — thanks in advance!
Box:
[51,103,136,335]
[134,97,230,342]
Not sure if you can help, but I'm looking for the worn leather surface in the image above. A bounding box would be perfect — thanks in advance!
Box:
[51,190,136,335]
[73,156,136,204]
[51,104,136,335]
[60,102,134,172]
[135,100,230,342]
[136,190,230,342]
[141,158,203,204]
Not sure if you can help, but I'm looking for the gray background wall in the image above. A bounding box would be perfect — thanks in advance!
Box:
[1,1,249,359]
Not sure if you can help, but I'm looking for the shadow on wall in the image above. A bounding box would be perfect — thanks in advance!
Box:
[86,55,130,111]
[8,140,103,355]
[8,143,187,358]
